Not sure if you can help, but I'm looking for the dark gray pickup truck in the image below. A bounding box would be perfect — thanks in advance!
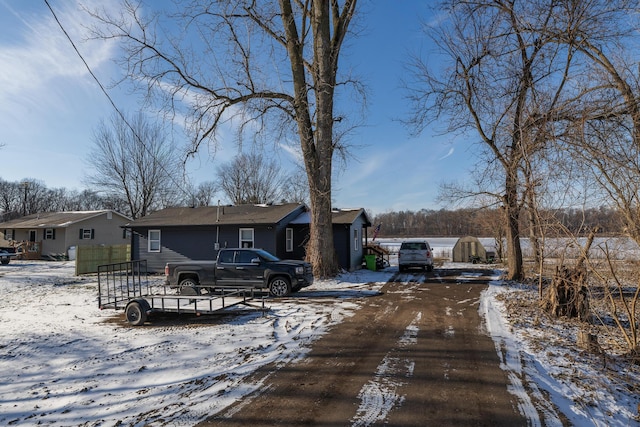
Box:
[0,249,17,265]
[164,248,313,297]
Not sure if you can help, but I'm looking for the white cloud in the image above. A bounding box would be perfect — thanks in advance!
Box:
[0,1,119,116]
[439,146,454,160]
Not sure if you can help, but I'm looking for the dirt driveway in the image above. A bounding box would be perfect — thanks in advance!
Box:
[198,268,526,426]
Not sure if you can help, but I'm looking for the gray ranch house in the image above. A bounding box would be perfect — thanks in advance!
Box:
[0,210,131,259]
[126,203,371,273]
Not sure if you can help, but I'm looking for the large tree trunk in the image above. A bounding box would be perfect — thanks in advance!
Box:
[307,184,338,278]
[504,170,524,281]
[282,0,343,277]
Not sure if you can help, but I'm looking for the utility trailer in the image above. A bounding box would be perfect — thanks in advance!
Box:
[98,260,267,326]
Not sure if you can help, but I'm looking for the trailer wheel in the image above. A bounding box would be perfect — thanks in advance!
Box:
[126,302,147,326]
[269,276,291,297]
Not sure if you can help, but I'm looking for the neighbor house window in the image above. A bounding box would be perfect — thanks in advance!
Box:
[148,230,161,252]
[79,228,94,240]
[44,228,56,240]
[239,228,254,248]
[3,229,14,240]
[353,229,359,251]
[286,228,293,252]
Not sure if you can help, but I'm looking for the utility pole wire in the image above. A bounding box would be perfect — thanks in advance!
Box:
[43,0,194,204]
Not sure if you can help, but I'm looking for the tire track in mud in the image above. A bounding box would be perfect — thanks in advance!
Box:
[198,269,526,426]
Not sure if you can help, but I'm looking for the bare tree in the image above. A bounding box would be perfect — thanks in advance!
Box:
[19,180,51,216]
[86,112,182,219]
[555,1,640,246]
[63,189,111,211]
[280,167,310,205]
[217,152,285,205]
[408,0,577,280]
[86,0,359,277]
[0,179,23,219]
[186,181,218,207]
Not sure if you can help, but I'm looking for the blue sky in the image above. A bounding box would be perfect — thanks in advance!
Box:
[0,1,477,216]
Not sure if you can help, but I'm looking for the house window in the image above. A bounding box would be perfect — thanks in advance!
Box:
[79,229,94,240]
[353,228,359,251]
[239,228,254,248]
[148,230,161,252]
[3,229,14,240]
[286,228,293,252]
[44,229,56,240]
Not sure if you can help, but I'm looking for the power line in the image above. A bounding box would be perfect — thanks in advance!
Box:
[43,0,195,205]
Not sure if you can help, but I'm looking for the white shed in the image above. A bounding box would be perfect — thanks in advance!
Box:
[452,236,490,263]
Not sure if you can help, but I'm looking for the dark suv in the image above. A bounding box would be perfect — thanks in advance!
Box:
[398,241,434,272]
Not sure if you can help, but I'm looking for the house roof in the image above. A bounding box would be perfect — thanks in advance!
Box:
[126,203,307,228]
[289,208,372,226]
[332,208,372,226]
[0,210,130,229]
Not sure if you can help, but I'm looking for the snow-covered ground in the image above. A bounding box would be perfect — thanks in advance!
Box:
[0,238,638,426]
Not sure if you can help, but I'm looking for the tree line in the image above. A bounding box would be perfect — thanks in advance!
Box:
[371,206,622,238]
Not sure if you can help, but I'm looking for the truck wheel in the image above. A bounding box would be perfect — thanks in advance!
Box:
[179,278,201,295]
[126,302,147,326]
[269,277,291,297]
[1,258,8,265]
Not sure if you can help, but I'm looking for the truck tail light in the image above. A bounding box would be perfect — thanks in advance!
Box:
[426,251,431,258]
[164,264,169,276]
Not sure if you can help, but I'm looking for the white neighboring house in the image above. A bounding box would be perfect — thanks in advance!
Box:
[0,210,131,259]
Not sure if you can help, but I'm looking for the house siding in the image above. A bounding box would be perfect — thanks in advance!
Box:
[349,217,368,271]
[333,225,350,271]
[133,225,290,273]
[333,215,369,272]
[65,214,129,251]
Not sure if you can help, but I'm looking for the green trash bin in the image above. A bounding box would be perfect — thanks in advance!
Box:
[364,254,377,271]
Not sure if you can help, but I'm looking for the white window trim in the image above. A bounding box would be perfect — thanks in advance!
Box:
[354,228,359,251]
[286,228,293,252]
[148,229,161,253]
[239,228,254,248]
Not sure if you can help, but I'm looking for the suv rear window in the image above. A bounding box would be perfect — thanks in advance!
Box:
[400,242,428,250]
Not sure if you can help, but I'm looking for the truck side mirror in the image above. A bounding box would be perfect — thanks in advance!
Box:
[251,257,261,264]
